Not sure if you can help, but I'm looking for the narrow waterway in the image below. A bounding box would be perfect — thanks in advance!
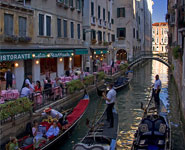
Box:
[59,60,185,150]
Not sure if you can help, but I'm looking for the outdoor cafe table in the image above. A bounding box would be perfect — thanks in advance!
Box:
[0,90,19,103]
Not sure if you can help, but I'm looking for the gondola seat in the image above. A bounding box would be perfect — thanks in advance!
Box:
[153,119,166,136]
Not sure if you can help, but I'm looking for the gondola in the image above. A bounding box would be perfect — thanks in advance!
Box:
[113,77,129,91]
[16,93,90,150]
[131,93,171,150]
[73,107,119,150]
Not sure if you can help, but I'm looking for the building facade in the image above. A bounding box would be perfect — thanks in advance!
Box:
[112,0,153,61]
[152,22,168,53]
[82,0,115,72]
[0,0,86,90]
[167,0,185,122]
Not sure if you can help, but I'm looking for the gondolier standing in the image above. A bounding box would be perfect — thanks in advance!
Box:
[102,83,116,128]
[153,74,162,108]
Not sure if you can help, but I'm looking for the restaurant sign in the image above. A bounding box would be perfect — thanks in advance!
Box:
[0,51,72,62]
[0,53,32,62]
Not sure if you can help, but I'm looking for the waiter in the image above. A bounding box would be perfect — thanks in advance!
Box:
[153,74,162,108]
[102,83,116,128]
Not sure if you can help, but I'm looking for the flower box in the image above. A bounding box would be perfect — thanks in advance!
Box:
[4,35,18,43]
[18,36,32,43]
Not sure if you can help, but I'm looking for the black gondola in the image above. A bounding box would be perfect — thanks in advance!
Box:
[73,107,119,150]
[113,77,129,91]
[131,94,171,150]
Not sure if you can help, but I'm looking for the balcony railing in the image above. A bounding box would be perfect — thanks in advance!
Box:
[98,19,102,27]
[103,21,107,28]
[91,16,96,25]
[108,23,111,30]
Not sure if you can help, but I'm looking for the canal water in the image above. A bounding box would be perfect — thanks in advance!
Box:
[59,60,185,150]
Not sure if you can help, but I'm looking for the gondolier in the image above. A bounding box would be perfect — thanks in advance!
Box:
[153,74,162,108]
[41,108,64,126]
[102,83,116,128]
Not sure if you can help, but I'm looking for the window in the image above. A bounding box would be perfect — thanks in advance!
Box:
[117,28,126,38]
[156,28,158,35]
[111,19,114,24]
[19,17,27,36]
[64,0,68,5]
[112,34,115,42]
[39,14,44,36]
[108,11,110,22]
[103,8,105,21]
[71,22,74,38]
[57,18,61,37]
[69,0,73,7]
[63,20,67,38]
[46,16,51,36]
[98,6,101,19]
[108,33,110,42]
[136,30,139,39]
[4,14,13,36]
[98,31,102,41]
[133,28,135,38]
[76,0,81,10]
[156,38,159,43]
[161,38,163,43]
[152,29,155,34]
[162,46,163,51]
[117,8,125,18]
[161,28,163,35]
[91,2,94,16]
[103,32,106,41]
[91,30,96,40]
[83,29,86,41]
[77,24,80,39]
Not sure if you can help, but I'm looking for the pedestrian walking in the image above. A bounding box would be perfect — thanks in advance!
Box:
[102,83,117,128]
[4,69,14,90]
[153,74,162,108]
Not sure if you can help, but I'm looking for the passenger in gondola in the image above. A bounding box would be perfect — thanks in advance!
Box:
[46,121,60,138]
[41,108,64,126]
[7,136,21,150]
[102,83,117,128]
[153,74,162,108]
[32,120,46,149]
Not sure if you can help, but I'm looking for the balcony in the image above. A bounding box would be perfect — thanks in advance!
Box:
[91,16,96,25]
[98,19,102,27]
[103,21,107,28]
[168,14,175,27]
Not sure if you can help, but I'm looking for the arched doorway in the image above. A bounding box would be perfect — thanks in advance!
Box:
[116,49,127,61]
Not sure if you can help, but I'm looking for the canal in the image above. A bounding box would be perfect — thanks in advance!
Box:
[59,60,185,150]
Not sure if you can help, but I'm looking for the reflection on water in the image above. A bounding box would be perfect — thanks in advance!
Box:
[60,60,185,150]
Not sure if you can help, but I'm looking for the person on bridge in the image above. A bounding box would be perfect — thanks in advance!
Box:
[153,74,162,108]
[102,83,117,128]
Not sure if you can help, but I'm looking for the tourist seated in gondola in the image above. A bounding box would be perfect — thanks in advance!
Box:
[6,136,21,150]
[32,120,46,149]
[45,121,60,138]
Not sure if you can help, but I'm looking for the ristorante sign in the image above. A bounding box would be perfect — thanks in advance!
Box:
[0,52,72,61]
[0,53,32,61]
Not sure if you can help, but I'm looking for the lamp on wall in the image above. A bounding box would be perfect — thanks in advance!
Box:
[36,60,39,64]
[90,56,92,59]
[47,54,51,57]
[32,54,35,58]
[71,53,74,56]
[59,58,63,62]
[69,57,72,61]
[15,62,19,67]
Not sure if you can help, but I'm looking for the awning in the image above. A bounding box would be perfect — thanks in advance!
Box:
[75,49,88,55]
[0,49,74,61]
[94,49,108,55]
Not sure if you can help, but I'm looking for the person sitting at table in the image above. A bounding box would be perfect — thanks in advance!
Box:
[79,71,85,80]
[73,73,79,80]
[44,79,53,97]
[7,136,21,150]
[22,74,34,90]
[34,81,42,93]
[20,84,31,98]
[32,120,46,149]
[41,108,64,126]
[65,69,70,77]
[46,121,60,138]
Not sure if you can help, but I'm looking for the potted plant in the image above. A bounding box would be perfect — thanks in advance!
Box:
[18,36,32,43]
[91,39,97,44]
[103,41,109,46]
[4,35,18,43]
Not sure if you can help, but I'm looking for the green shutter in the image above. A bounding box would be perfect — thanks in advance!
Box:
[123,8,125,17]
[117,8,120,18]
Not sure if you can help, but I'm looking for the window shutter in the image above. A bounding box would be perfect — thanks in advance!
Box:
[123,8,125,17]
[91,2,94,16]
[71,22,74,38]
[57,18,61,37]
[117,8,120,18]
[77,24,80,39]
[39,14,44,36]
